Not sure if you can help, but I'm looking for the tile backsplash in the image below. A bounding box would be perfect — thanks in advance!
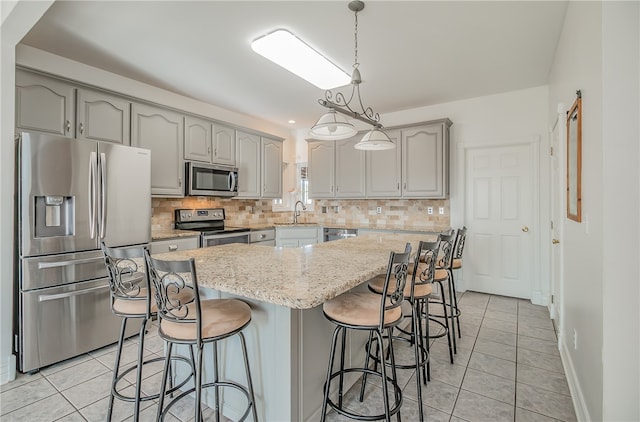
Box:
[152,197,450,231]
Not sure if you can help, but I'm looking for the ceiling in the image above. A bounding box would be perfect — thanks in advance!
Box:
[20,1,568,133]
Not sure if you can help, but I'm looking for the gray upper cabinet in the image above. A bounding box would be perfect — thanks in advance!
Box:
[335,137,365,198]
[308,137,365,198]
[213,124,236,166]
[131,103,184,197]
[308,140,335,198]
[15,70,75,137]
[366,129,402,198]
[76,88,131,145]
[261,137,283,198]
[402,121,451,198]
[184,115,212,163]
[236,131,261,198]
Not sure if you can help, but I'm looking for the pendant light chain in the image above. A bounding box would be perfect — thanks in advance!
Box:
[353,9,359,70]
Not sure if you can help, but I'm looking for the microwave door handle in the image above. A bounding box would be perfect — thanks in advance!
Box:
[89,152,97,239]
[230,171,237,192]
[99,152,106,239]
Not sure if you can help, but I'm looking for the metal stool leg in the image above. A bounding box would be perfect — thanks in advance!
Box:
[449,269,462,338]
[239,332,258,422]
[107,317,128,422]
[320,326,341,422]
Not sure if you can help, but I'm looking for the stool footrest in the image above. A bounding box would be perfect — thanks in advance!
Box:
[324,367,402,421]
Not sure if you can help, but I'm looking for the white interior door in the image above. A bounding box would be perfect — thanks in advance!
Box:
[464,143,534,298]
[550,113,564,325]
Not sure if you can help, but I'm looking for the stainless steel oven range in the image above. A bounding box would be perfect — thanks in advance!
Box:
[174,208,250,247]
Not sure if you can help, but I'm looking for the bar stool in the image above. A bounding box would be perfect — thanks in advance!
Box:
[320,244,411,422]
[101,243,193,422]
[145,252,258,422]
[366,239,440,421]
[447,227,467,339]
[430,232,460,354]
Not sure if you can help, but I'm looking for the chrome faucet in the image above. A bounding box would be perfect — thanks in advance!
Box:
[293,200,307,224]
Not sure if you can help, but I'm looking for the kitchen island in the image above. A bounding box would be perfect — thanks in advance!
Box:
[153,232,436,421]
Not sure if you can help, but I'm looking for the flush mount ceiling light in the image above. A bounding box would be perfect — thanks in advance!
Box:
[310,1,394,151]
[251,29,350,90]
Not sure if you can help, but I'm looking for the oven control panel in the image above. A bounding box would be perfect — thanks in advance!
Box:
[175,208,225,222]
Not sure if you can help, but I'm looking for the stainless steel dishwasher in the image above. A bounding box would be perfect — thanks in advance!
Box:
[323,228,358,242]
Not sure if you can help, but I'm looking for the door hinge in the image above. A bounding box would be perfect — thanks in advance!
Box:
[14,334,19,353]
[551,220,554,230]
[551,295,555,304]
[550,147,554,156]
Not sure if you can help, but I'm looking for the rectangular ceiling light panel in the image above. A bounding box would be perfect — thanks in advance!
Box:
[251,29,350,90]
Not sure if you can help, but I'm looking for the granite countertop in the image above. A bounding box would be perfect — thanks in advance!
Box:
[152,229,200,241]
[152,232,436,309]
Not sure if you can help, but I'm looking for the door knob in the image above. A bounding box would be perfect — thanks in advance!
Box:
[521,226,529,232]
[552,238,560,244]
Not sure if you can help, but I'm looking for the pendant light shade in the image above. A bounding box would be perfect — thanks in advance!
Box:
[354,127,395,150]
[309,108,357,140]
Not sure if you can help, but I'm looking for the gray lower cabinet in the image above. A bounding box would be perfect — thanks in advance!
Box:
[275,227,321,248]
[76,88,131,145]
[150,236,200,254]
[15,69,75,138]
[131,103,185,197]
[184,115,212,162]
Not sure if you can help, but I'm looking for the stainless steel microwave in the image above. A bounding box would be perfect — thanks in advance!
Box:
[185,162,238,197]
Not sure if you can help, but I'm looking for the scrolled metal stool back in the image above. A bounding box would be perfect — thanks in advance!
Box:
[101,242,148,304]
[378,242,412,332]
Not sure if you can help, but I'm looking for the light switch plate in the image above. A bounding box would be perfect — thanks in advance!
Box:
[439,207,445,215]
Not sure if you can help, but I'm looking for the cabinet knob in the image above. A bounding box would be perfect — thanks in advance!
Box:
[522,226,529,233]
[336,185,339,192]
[79,123,84,134]
[397,183,400,190]
[178,177,182,187]
[552,238,560,244]
[403,182,407,190]
[168,245,178,251]
[66,120,71,133]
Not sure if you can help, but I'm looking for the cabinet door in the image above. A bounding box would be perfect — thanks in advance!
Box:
[366,130,402,198]
[262,137,283,198]
[335,137,365,198]
[308,141,335,198]
[402,124,444,198]
[131,103,184,197]
[236,131,261,198]
[184,116,212,162]
[213,124,236,165]
[77,88,131,145]
[15,70,75,137]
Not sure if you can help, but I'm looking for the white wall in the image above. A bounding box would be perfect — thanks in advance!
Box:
[548,2,640,421]
[600,2,639,420]
[0,0,54,385]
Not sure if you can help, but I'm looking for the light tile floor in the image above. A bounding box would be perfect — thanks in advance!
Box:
[0,292,576,422]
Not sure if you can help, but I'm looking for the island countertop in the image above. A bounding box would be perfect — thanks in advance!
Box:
[152,232,436,309]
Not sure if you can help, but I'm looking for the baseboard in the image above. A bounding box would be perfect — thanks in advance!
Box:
[559,338,590,421]
[0,354,16,385]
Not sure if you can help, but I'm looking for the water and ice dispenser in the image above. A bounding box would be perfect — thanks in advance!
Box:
[34,195,74,237]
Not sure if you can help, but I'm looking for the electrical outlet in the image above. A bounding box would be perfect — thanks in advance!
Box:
[439,207,445,215]
[376,207,382,214]
[573,329,578,350]
[427,207,433,215]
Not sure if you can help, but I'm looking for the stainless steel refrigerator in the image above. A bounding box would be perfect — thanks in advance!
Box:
[15,132,151,373]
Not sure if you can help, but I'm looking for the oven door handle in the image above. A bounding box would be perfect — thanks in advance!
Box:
[203,232,249,240]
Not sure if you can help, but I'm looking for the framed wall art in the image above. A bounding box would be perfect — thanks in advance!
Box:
[566,90,582,222]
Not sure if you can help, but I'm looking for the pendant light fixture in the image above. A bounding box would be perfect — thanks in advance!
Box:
[309,1,394,150]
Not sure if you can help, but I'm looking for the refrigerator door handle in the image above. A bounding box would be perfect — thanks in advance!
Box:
[100,152,106,239]
[37,256,104,270]
[89,151,97,239]
[38,285,110,302]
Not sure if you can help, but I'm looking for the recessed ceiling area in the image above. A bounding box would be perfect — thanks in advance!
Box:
[20,1,568,131]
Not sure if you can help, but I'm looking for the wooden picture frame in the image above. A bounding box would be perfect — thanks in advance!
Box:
[566,90,582,222]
